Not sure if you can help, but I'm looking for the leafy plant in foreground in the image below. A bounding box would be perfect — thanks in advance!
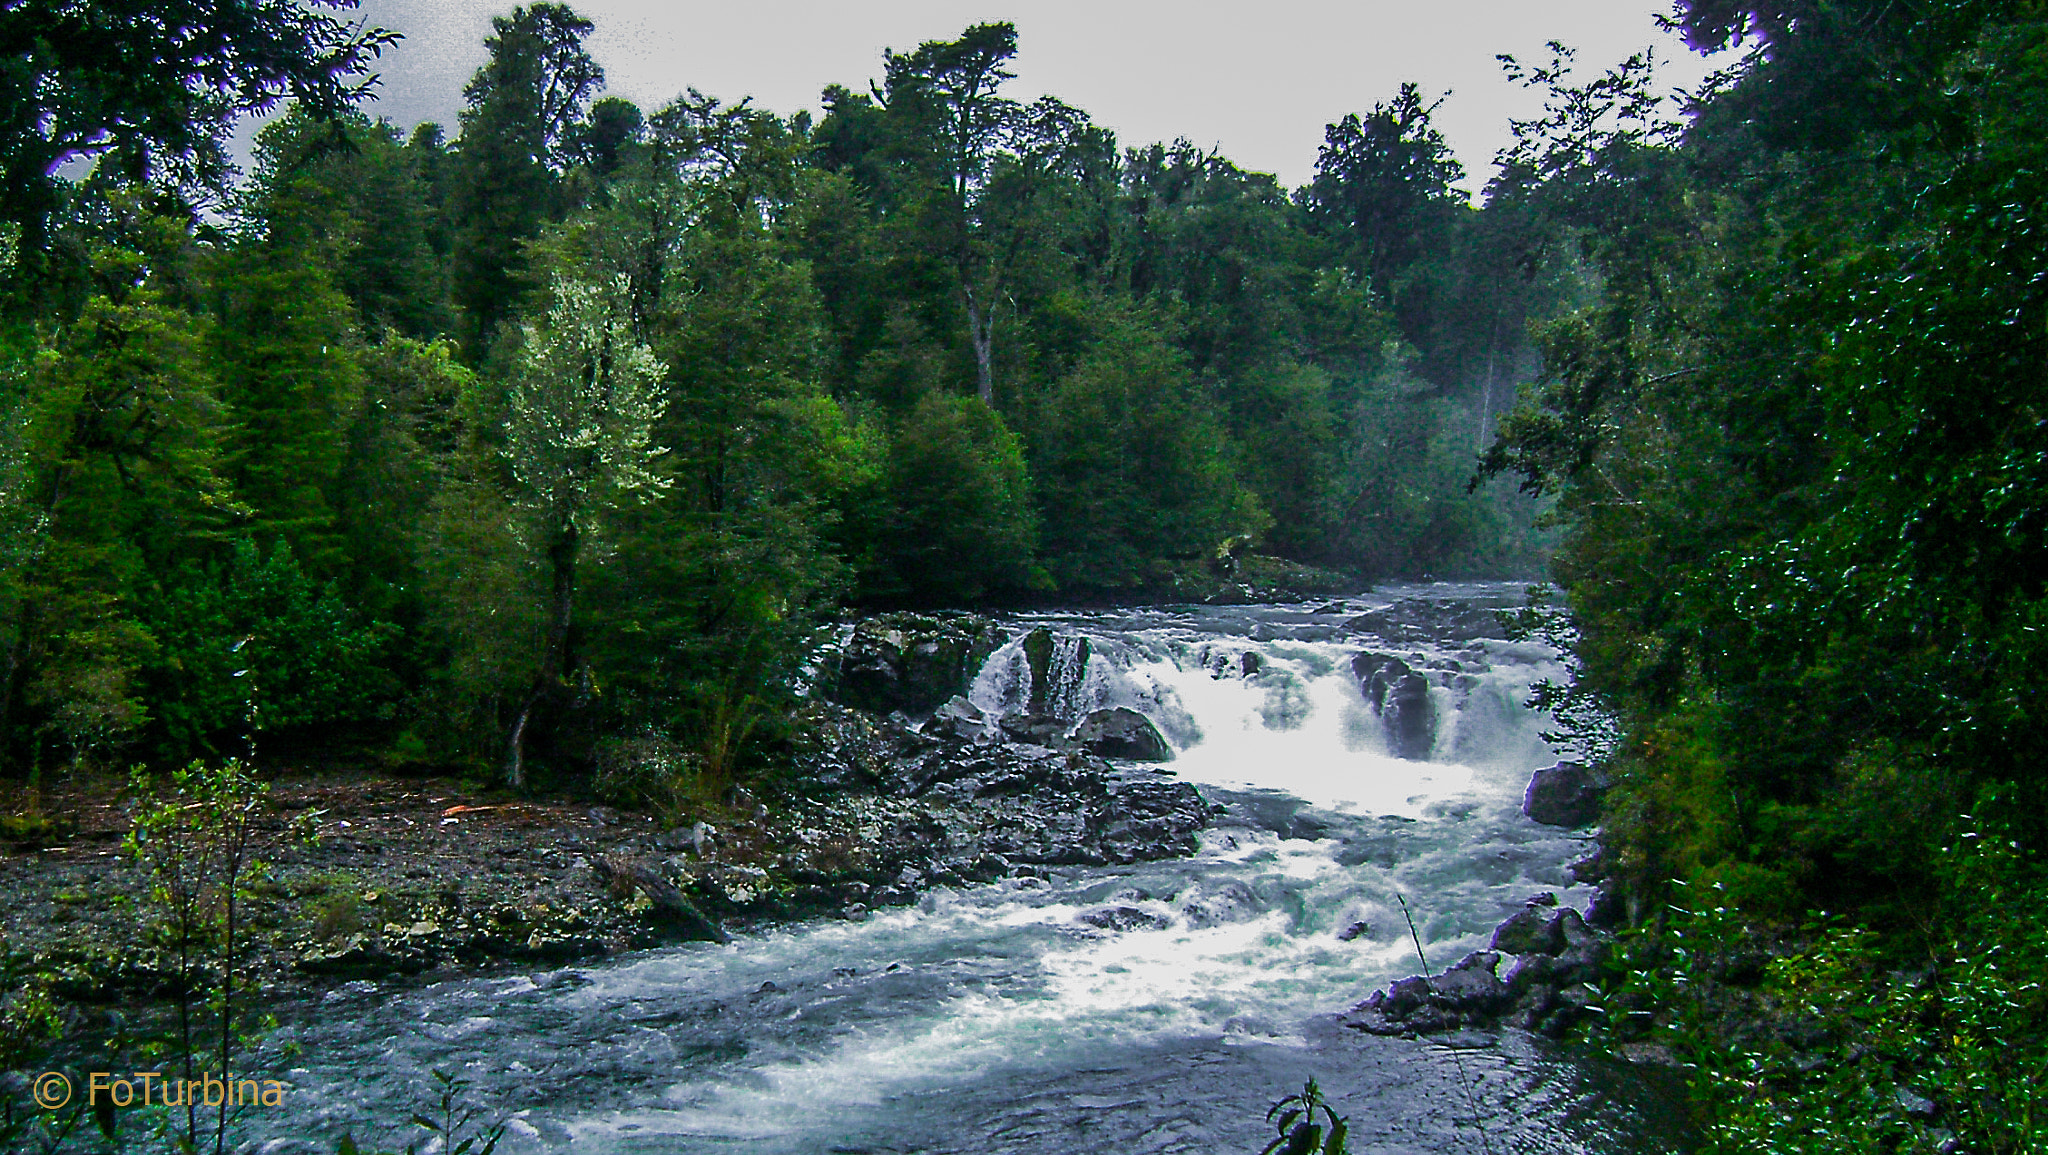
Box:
[334,1069,505,1155]
[1261,1079,1348,1155]
[126,758,314,1155]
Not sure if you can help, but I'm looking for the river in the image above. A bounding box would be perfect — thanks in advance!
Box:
[253,582,1692,1154]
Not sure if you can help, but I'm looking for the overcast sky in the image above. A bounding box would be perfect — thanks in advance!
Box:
[338,0,1723,193]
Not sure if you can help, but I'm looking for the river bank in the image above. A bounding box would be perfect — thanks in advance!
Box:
[6,586,1698,1153]
[0,710,1209,1013]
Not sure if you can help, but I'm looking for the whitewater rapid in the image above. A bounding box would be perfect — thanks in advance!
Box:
[252,584,1688,1154]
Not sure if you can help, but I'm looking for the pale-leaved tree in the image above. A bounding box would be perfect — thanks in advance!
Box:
[502,274,668,786]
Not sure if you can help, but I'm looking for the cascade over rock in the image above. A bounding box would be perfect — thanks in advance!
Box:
[1351,651,1437,759]
[1021,626,1092,717]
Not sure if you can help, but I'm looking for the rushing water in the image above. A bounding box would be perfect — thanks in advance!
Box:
[252,583,1692,1154]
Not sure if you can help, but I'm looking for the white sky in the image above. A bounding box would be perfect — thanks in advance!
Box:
[337,0,1724,194]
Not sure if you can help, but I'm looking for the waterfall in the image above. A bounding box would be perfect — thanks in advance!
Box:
[250,585,1684,1155]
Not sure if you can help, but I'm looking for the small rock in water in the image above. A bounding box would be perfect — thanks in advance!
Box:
[1177,880,1260,928]
[1336,921,1373,942]
[1075,905,1172,932]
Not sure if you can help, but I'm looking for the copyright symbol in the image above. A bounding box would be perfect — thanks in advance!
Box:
[33,1071,71,1109]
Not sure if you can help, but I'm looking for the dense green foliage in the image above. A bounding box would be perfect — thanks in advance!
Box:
[6,0,2044,1144]
[0,7,1558,784]
[1470,2,2048,1146]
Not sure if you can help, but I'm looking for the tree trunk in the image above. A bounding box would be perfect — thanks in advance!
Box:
[965,288,995,404]
[504,519,579,788]
[0,599,32,768]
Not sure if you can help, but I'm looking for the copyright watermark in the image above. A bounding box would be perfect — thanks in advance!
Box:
[32,1071,69,1109]
[27,1071,290,1110]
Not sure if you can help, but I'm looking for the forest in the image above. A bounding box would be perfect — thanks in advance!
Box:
[0,4,1557,783]
[4,0,2048,1147]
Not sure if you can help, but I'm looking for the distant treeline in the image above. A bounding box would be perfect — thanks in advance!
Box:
[0,4,1575,778]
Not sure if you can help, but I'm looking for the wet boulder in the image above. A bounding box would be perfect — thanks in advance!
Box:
[824,613,1007,716]
[1522,761,1612,827]
[1499,910,1611,1035]
[1350,652,1436,759]
[1177,879,1263,928]
[921,695,990,744]
[1070,707,1173,762]
[1491,903,1570,956]
[1095,778,1208,862]
[1383,672,1436,760]
[1351,652,1413,704]
[1344,951,1514,1035]
[998,712,1071,748]
[1490,900,1593,959]
[1076,905,1172,932]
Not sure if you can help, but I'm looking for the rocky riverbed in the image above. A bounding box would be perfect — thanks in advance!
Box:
[0,700,1208,1009]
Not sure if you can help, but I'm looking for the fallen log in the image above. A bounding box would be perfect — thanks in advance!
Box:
[594,853,730,944]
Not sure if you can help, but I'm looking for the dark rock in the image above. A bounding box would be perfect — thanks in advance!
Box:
[1239,652,1263,677]
[1070,707,1173,761]
[1076,905,1171,932]
[1567,846,1610,884]
[1345,951,1513,1035]
[921,695,990,744]
[998,712,1070,748]
[1383,672,1436,760]
[1350,652,1436,759]
[1522,761,1612,827]
[1336,921,1373,942]
[1491,905,1569,956]
[1350,652,1413,706]
[1585,883,1626,929]
[782,700,1208,905]
[824,613,1007,716]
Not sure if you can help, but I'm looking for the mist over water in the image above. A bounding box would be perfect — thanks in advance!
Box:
[255,584,1690,1154]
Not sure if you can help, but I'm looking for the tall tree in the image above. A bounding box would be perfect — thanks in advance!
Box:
[449,3,603,362]
[1307,84,1467,372]
[499,274,667,787]
[874,23,1104,405]
[0,219,229,770]
[0,0,395,270]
